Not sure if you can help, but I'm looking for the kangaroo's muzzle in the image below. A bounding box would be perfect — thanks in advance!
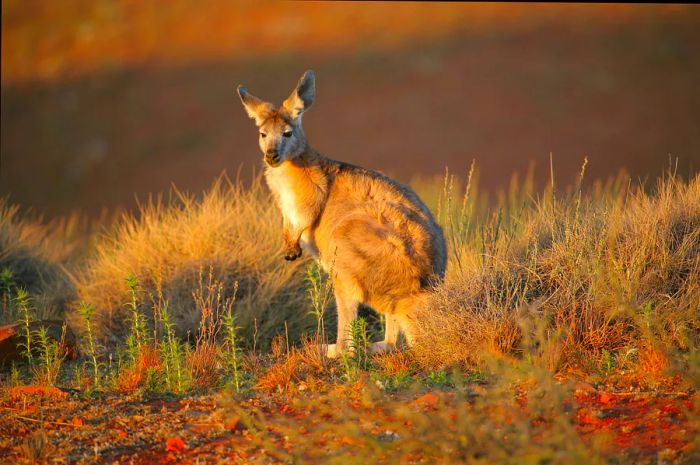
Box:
[265,151,281,167]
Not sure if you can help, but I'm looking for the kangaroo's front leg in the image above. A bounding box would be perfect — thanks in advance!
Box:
[283,219,303,261]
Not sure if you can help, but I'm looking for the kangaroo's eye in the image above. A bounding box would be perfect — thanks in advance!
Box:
[260,132,267,138]
[283,131,292,138]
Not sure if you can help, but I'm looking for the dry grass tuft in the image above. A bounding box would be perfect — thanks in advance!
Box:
[115,364,143,394]
[256,338,330,393]
[637,344,670,378]
[0,198,83,322]
[69,175,314,349]
[295,336,327,373]
[21,429,51,464]
[374,349,415,376]
[255,352,304,394]
[413,171,700,372]
[186,341,221,390]
[116,345,161,393]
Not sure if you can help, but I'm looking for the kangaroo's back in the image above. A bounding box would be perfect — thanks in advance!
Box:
[238,70,446,356]
[320,159,446,276]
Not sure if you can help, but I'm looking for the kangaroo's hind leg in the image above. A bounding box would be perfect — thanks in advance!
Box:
[393,293,429,348]
[325,277,360,359]
[394,313,416,347]
[370,313,400,354]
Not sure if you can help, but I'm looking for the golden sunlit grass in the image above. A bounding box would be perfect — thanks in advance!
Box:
[3,166,697,384]
[1,166,699,464]
[68,175,313,350]
[0,198,84,323]
[186,341,220,390]
[255,351,305,394]
[255,337,329,394]
[413,170,700,376]
[373,349,415,377]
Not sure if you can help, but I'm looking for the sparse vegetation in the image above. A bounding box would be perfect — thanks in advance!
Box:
[306,260,335,352]
[21,429,50,464]
[413,166,700,379]
[159,301,187,394]
[68,176,313,350]
[33,324,67,386]
[124,274,148,365]
[77,302,101,391]
[0,198,80,323]
[16,288,35,370]
[222,282,242,392]
[1,168,698,463]
[342,317,371,381]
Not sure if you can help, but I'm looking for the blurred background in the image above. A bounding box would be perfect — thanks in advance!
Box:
[2,1,699,218]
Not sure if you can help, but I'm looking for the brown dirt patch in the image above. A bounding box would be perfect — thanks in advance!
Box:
[1,384,696,464]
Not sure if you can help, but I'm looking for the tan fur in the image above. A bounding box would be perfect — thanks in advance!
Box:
[238,70,446,356]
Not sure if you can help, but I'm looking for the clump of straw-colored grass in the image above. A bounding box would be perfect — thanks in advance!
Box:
[0,198,80,322]
[69,175,314,350]
[413,168,699,371]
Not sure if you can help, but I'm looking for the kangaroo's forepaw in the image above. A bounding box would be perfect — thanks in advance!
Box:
[284,244,302,261]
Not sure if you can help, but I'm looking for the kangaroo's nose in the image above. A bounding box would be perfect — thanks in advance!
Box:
[265,150,280,166]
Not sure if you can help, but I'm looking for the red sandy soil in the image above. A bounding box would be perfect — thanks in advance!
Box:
[575,390,695,456]
[1,382,697,464]
[2,3,699,218]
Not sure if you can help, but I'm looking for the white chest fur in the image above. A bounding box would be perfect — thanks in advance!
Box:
[265,165,320,258]
[265,166,304,230]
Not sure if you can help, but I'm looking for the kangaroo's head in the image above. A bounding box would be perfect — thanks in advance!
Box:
[237,70,315,168]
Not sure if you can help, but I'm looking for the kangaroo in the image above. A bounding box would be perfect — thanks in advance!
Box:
[237,70,446,357]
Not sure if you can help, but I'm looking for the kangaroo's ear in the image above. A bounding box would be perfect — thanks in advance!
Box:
[238,86,273,126]
[283,70,315,120]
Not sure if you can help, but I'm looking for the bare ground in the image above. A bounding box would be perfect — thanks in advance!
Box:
[1,379,697,464]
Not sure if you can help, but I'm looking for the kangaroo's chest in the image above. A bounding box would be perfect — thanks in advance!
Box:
[265,163,326,259]
[265,168,309,230]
